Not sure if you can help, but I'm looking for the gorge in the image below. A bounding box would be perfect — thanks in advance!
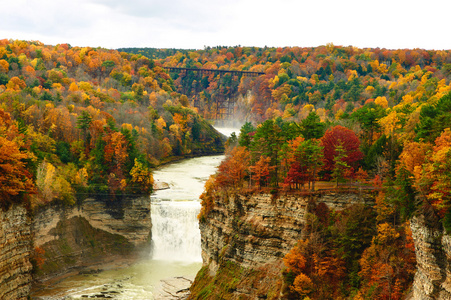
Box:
[28,153,226,299]
[1,123,451,300]
[2,151,451,299]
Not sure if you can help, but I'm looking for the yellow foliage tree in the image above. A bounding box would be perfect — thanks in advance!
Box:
[378,110,402,137]
[374,96,388,108]
[69,82,79,92]
[130,158,154,194]
[6,77,26,91]
[0,59,9,73]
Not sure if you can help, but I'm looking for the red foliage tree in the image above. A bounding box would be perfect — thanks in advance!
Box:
[284,161,308,189]
[320,125,363,173]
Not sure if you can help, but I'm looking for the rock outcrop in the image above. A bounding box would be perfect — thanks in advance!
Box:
[0,204,32,300]
[1,195,152,298]
[410,215,451,299]
[154,276,194,299]
[192,191,374,299]
[32,196,151,284]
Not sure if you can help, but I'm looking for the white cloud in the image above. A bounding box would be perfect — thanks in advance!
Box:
[0,0,449,50]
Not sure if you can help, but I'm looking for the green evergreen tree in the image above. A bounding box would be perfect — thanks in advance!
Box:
[332,142,350,186]
[238,122,255,148]
[300,111,326,140]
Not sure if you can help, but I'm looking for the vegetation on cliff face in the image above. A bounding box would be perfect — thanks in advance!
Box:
[0,39,224,208]
[189,260,284,300]
[282,201,416,299]
[196,88,451,298]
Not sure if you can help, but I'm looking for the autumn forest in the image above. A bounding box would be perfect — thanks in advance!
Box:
[2,40,451,298]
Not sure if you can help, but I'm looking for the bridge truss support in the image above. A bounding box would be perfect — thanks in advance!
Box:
[163,66,264,120]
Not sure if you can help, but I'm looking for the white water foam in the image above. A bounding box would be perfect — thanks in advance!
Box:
[150,200,201,262]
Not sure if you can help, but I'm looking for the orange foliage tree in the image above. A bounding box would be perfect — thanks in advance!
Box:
[215,146,250,188]
[249,155,272,188]
[358,222,416,300]
[0,109,35,206]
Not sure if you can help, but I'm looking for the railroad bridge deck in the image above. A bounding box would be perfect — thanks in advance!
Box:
[162,66,264,77]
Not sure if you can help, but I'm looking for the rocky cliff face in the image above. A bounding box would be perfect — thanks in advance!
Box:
[192,191,374,299]
[410,215,451,299]
[32,196,151,283]
[0,196,152,298]
[0,204,32,300]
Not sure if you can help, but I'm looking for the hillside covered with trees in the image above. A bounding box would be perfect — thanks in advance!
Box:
[0,39,224,209]
[3,39,451,298]
[146,45,451,123]
[135,45,451,299]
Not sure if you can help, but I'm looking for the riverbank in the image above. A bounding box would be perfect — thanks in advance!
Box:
[153,126,237,169]
[31,256,136,298]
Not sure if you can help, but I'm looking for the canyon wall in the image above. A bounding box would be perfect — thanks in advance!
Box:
[31,196,152,283]
[1,196,152,298]
[191,191,374,299]
[0,204,32,300]
[410,215,451,299]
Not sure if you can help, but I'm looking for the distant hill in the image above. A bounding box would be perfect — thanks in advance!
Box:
[117,47,195,60]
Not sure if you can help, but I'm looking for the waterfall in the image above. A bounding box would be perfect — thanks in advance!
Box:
[150,200,202,262]
[148,153,230,264]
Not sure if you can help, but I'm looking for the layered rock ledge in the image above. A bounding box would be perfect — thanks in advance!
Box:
[192,191,374,298]
[0,204,32,300]
[31,196,151,286]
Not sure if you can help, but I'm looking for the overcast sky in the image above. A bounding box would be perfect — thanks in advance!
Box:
[1,0,449,50]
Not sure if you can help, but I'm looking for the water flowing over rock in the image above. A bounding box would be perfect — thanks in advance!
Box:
[151,201,201,262]
[0,204,32,300]
[29,155,223,298]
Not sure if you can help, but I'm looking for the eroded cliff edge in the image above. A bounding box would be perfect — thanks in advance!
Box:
[0,204,32,300]
[0,195,152,298]
[31,196,151,290]
[190,191,375,299]
[410,215,451,299]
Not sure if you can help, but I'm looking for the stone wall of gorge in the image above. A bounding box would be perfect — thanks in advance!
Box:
[191,191,375,299]
[410,214,451,299]
[0,204,32,300]
[31,196,151,285]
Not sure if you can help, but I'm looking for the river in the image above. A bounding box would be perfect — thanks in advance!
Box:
[32,127,237,299]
